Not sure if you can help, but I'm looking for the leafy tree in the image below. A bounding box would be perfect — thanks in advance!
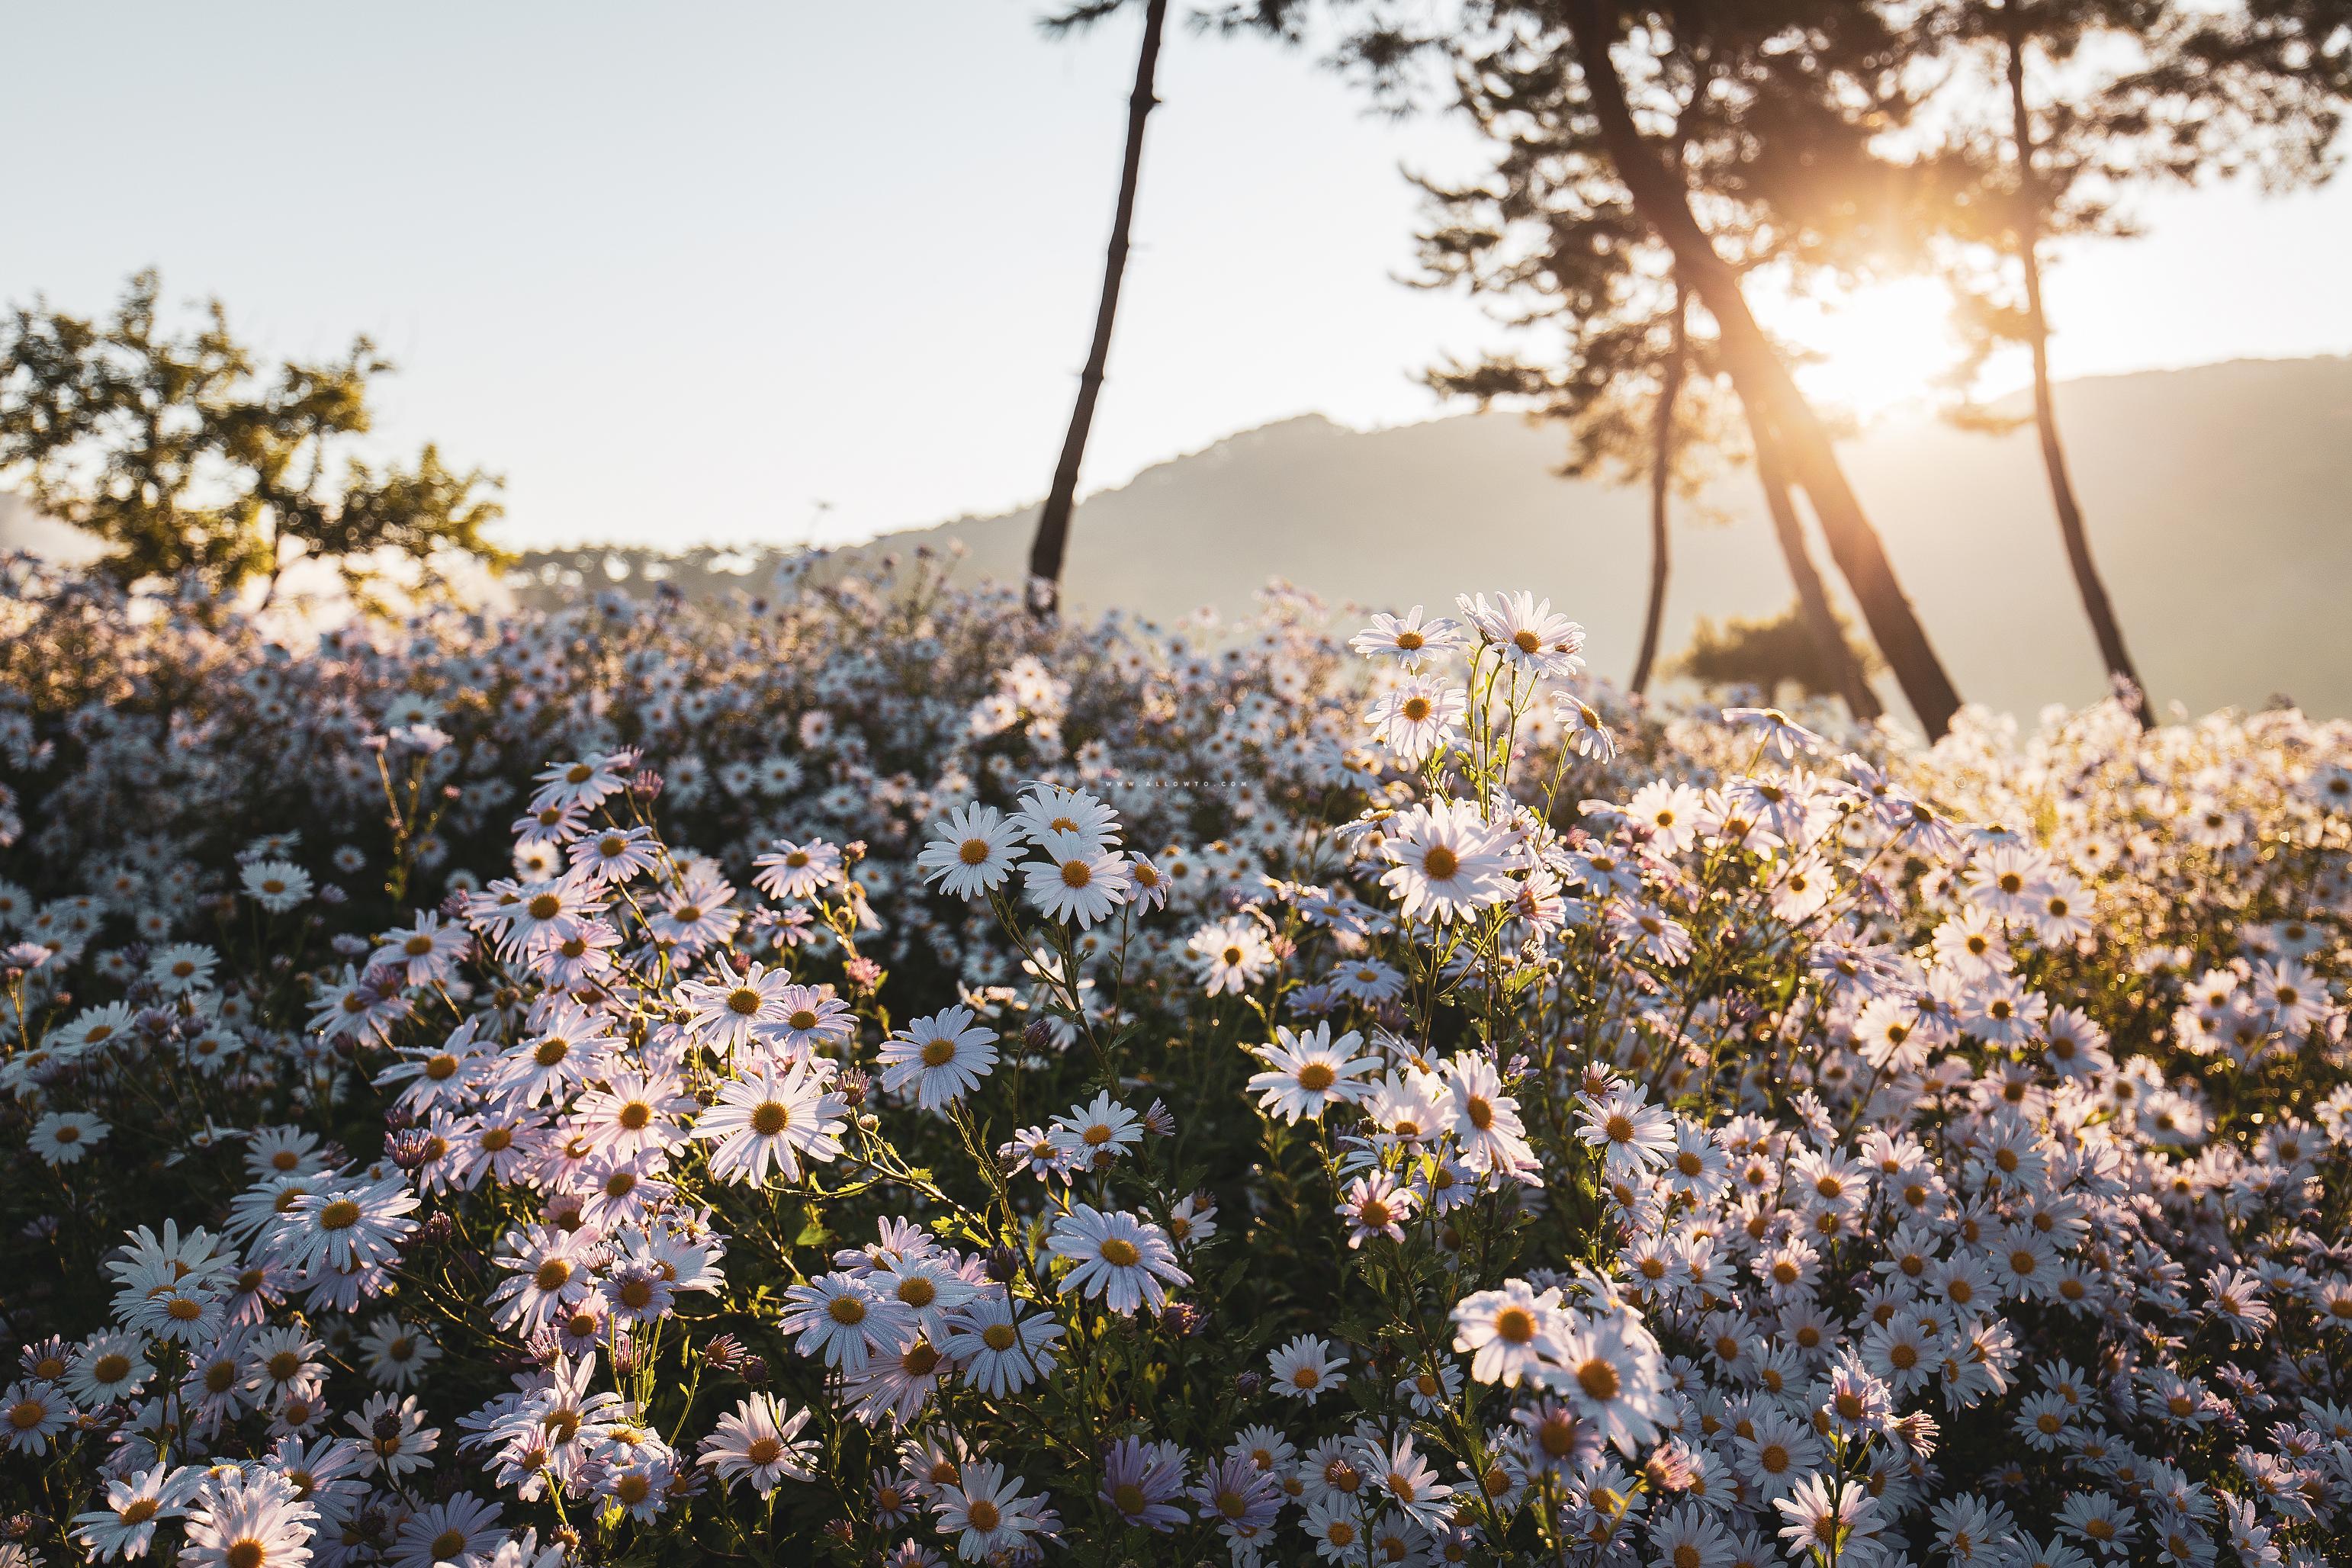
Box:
[1918,0,2351,725]
[0,269,503,604]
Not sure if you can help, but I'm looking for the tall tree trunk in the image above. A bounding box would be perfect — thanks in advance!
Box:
[1560,0,1962,737]
[1026,0,1171,621]
[1753,413,1884,721]
[1630,288,1688,696]
[2003,14,2151,725]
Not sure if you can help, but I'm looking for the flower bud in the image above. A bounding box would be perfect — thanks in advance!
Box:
[1161,1301,1207,1338]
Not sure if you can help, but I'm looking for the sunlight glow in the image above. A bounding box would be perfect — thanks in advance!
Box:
[1775,278,1971,423]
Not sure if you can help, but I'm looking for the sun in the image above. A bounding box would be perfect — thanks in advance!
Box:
[1769,277,1969,422]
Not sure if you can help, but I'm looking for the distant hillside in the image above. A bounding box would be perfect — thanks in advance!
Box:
[805,355,2350,724]
[13,357,2350,722]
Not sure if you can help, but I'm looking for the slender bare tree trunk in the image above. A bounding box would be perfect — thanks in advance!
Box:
[1026,0,1171,621]
[1753,415,1884,721]
[1631,288,1688,696]
[1560,0,1962,737]
[2003,14,2151,725]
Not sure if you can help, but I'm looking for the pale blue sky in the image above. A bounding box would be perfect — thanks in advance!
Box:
[4,2,2346,551]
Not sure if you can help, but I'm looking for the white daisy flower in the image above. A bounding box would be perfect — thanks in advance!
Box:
[1457,590,1586,678]
[916,803,1025,900]
[1021,829,1131,927]
[1451,1280,1571,1387]
[692,1061,848,1185]
[1378,798,1514,924]
[1,1378,71,1453]
[1246,1023,1380,1123]
[876,1006,999,1112]
[698,1393,818,1497]
[240,860,313,912]
[29,1110,108,1165]
[941,1294,1064,1397]
[1348,605,1465,670]
[1268,1335,1348,1404]
[1046,1205,1190,1315]
[180,1468,319,1568]
[72,1462,201,1561]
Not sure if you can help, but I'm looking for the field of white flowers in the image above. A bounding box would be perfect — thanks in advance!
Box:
[0,548,2345,1568]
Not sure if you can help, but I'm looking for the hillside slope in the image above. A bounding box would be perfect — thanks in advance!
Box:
[13,357,2349,721]
[852,356,2352,721]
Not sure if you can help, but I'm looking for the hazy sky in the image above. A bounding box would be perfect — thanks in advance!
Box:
[5,2,2347,551]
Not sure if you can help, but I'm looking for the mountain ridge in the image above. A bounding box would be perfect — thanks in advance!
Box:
[10,355,2349,721]
[817,355,2352,721]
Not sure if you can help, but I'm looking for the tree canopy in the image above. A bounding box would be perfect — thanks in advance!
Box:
[0,269,504,603]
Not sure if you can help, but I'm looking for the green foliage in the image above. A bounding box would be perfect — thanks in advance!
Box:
[0,269,504,602]
[1669,599,1886,701]
[1902,0,2348,411]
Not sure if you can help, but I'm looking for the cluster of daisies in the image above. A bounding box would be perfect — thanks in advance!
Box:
[0,566,2347,1567]
[0,551,1468,1005]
